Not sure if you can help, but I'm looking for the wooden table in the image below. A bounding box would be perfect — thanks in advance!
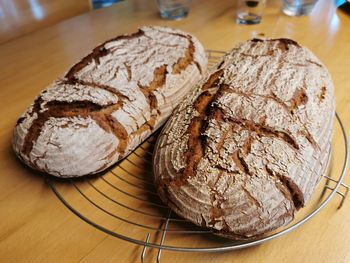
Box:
[1,0,350,262]
[0,0,91,44]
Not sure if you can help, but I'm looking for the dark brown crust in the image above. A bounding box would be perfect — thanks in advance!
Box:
[183,91,217,178]
[201,69,224,91]
[138,65,168,112]
[289,89,308,111]
[159,91,217,189]
[276,39,300,51]
[16,117,25,125]
[251,38,300,50]
[319,86,326,101]
[251,38,263,43]
[275,38,300,47]
[265,165,304,209]
[172,36,197,74]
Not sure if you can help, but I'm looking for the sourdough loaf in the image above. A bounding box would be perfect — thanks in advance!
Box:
[13,26,207,177]
[153,38,335,239]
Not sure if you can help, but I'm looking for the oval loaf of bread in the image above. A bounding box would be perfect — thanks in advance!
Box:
[13,26,207,177]
[153,38,335,239]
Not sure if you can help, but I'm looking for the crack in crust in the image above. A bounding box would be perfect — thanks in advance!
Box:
[162,91,217,188]
[265,165,304,209]
[216,84,317,149]
[220,83,308,114]
[235,150,252,175]
[183,91,217,177]
[241,186,262,208]
[21,99,126,157]
[230,117,300,150]
[201,69,224,91]
[63,78,130,101]
[251,38,300,51]
[138,65,168,112]
[65,30,145,79]
[319,86,326,101]
[210,104,300,151]
[289,88,308,111]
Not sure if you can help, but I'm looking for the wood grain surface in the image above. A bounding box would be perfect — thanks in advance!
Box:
[0,0,90,44]
[1,0,350,262]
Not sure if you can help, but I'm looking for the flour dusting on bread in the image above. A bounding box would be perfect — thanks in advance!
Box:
[13,26,207,177]
[153,38,334,239]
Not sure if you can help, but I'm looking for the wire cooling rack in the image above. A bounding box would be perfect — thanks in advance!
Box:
[46,50,349,262]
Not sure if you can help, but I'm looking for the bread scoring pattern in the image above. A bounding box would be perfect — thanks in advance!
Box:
[13,26,207,177]
[153,39,335,239]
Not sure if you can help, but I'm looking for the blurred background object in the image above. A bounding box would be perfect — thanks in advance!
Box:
[282,0,319,16]
[0,0,125,44]
[236,0,267,24]
[334,0,347,6]
[92,0,123,9]
[337,0,350,14]
[1,0,348,45]
[156,0,191,20]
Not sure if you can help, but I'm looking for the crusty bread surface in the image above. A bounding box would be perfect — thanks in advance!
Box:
[13,26,207,177]
[153,38,335,239]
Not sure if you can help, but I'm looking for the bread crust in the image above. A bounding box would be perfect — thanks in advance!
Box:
[13,26,207,177]
[153,38,335,239]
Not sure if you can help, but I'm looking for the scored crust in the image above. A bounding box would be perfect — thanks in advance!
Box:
[13,26,208,177]
[153,38,335,239]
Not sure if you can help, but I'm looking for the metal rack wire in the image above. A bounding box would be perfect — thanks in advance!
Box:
[46,50,349,262]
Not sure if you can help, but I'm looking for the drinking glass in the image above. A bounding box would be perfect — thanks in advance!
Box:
[157,0,191,20]
[282,0,319,16]
[236,0,267,25]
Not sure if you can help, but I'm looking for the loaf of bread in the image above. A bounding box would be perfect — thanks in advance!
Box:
[153,38,335,239]
[13,26,207,177]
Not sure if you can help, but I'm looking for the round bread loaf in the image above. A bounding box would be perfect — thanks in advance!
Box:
[153,38,335,239]
[13,26,207,177]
